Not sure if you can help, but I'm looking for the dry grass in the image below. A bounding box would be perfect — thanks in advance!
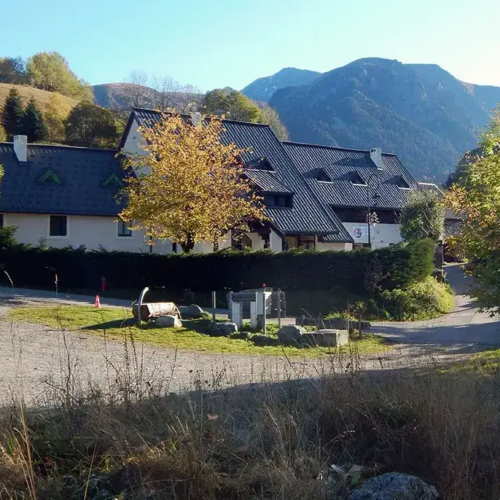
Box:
[0,83,78,117]
[0,335,499,499]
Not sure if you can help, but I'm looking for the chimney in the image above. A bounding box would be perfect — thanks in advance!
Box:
[370,147,382,170]
[14,135,28,162]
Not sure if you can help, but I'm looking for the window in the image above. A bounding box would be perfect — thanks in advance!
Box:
[283,235,315,250]
[264,193,293,208]
[334,207,368,223]
[245,157,273,171]
[315,169,332,182]
[117,220,132,237]
[350,172,367,186]
[49,215,67,237]
[395,175,410,189]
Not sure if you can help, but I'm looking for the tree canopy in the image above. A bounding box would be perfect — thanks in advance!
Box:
[25,52,93,101]
[120,113,266,252]
[203,88,289,140]
[1,88,24,139]
[21,97,48,143]
[65,103,118,148]
[399,190,444,243]
[44,94,67,143]
[445,106,500,313]
[0,57,25,84]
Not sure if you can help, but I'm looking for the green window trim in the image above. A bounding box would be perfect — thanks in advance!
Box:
[38,169,62,185]
[103,173,124,188]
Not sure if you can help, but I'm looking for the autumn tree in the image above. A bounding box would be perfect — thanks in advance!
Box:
[204,88,289,140]
[1,88,24,138]
[44,94,67,143]
[120,113,266,252]
[25,52,93,101]
[0,125,6,142]
[445,106,500,313]
[65,103,118,148]
[399,190,444,242]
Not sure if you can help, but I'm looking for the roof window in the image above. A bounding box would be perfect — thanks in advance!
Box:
[245,157,274,171]
[103,173,124,188]
[38,168,62,185]
[315,169,332,182]
[396,175,410,189]
[350,171,367,186]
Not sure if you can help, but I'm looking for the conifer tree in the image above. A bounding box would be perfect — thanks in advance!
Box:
[22,97,48,142]
[1,88,24,139]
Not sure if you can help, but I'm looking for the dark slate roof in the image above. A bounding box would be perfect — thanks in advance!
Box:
[128,108,352,242]
[283,142,420,211]
[244,170,294,194]
[0,143,124,216]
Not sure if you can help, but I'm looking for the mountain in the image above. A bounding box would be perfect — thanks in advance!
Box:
[242,68,321,103]
[262,59,500,181]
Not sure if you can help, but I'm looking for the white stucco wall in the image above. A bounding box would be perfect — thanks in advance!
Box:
[270,229,283,252]
[4,213,173,253]
[342,222,402,248]
[315,238,353,252]
[122,119,145,156]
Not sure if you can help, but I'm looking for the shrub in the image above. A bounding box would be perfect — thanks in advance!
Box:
[0,239,435,296]
[377,277,454,321]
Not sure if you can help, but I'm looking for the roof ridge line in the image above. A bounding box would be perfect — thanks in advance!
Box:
[0,142,119,153]
[283,141,398,156]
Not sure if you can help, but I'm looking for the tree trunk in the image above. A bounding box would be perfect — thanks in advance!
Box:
[181,233,195,253]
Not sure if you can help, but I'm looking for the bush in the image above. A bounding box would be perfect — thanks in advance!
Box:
[0,239,436,297]
[377,277,454,321]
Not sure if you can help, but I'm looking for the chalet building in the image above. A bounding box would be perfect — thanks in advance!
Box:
[0,109,445,253]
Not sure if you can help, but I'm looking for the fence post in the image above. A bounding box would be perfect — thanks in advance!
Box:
[262,285,266,335]
[228,291,233,322]
[212,290,216,323]
[277,288,282,329]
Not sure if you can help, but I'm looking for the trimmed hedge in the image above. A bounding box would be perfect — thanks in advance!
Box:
[0,238,435,296]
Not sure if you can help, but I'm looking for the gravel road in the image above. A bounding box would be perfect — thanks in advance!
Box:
[0,294,476,407]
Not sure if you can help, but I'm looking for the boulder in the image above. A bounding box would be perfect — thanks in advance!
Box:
[210,322,238,337]
[301,329,349,347]
[230,331,251,340]
[251,335,280,347]
[277,325,306,345]
[156,315,182,328]
[350,473,439,500]
[179,304,205,318]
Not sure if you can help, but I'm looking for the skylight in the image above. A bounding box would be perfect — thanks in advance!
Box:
[38,169,62,185]
[350,171,367,186]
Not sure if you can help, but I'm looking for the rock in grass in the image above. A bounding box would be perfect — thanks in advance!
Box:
[210,322,238,336]
[350,472,439,500]
[156,315,182,328]
[251,334,280,347]
[179,304,205,318]
[277,325,306,345]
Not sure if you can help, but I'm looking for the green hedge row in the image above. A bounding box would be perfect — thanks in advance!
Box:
[0,237,435,295]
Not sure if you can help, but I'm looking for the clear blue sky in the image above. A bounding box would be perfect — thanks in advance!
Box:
[2,0,499,91]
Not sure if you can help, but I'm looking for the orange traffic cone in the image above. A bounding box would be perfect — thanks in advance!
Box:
[94,295,101,309]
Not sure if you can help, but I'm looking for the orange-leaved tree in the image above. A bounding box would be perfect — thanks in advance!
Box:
[119,112,266,252]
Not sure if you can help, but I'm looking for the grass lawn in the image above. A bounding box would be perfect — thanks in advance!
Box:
[442,348,500,376]
[7,305,389,357]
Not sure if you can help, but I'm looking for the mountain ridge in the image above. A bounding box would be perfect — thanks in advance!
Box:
[241,59,500,181]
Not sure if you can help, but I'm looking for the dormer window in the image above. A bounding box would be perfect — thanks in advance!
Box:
[396,175,410,189]
[315,169,332,182]
[245,157,273,171]
[38,168,62,185]
[350,172,367,186]
[264,193,293,208]
[103,172,124,188]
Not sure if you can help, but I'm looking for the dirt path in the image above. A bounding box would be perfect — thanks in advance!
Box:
[0,295,473,407]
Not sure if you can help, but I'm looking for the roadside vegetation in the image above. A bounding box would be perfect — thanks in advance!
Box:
[1,343,500,499]
[7,305,388,356]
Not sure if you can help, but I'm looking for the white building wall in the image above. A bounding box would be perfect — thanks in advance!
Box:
[4,213,172,253]
[122,119,145,156]
[270,229,283,252]
[342,222,402,248]
[315,237,353,252]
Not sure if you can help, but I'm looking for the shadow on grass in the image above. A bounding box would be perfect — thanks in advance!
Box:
[82,317,214,334]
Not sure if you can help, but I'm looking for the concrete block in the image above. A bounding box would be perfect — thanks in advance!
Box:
[301,329,349,347]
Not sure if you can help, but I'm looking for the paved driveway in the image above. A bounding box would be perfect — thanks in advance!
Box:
[373,263,500,347]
